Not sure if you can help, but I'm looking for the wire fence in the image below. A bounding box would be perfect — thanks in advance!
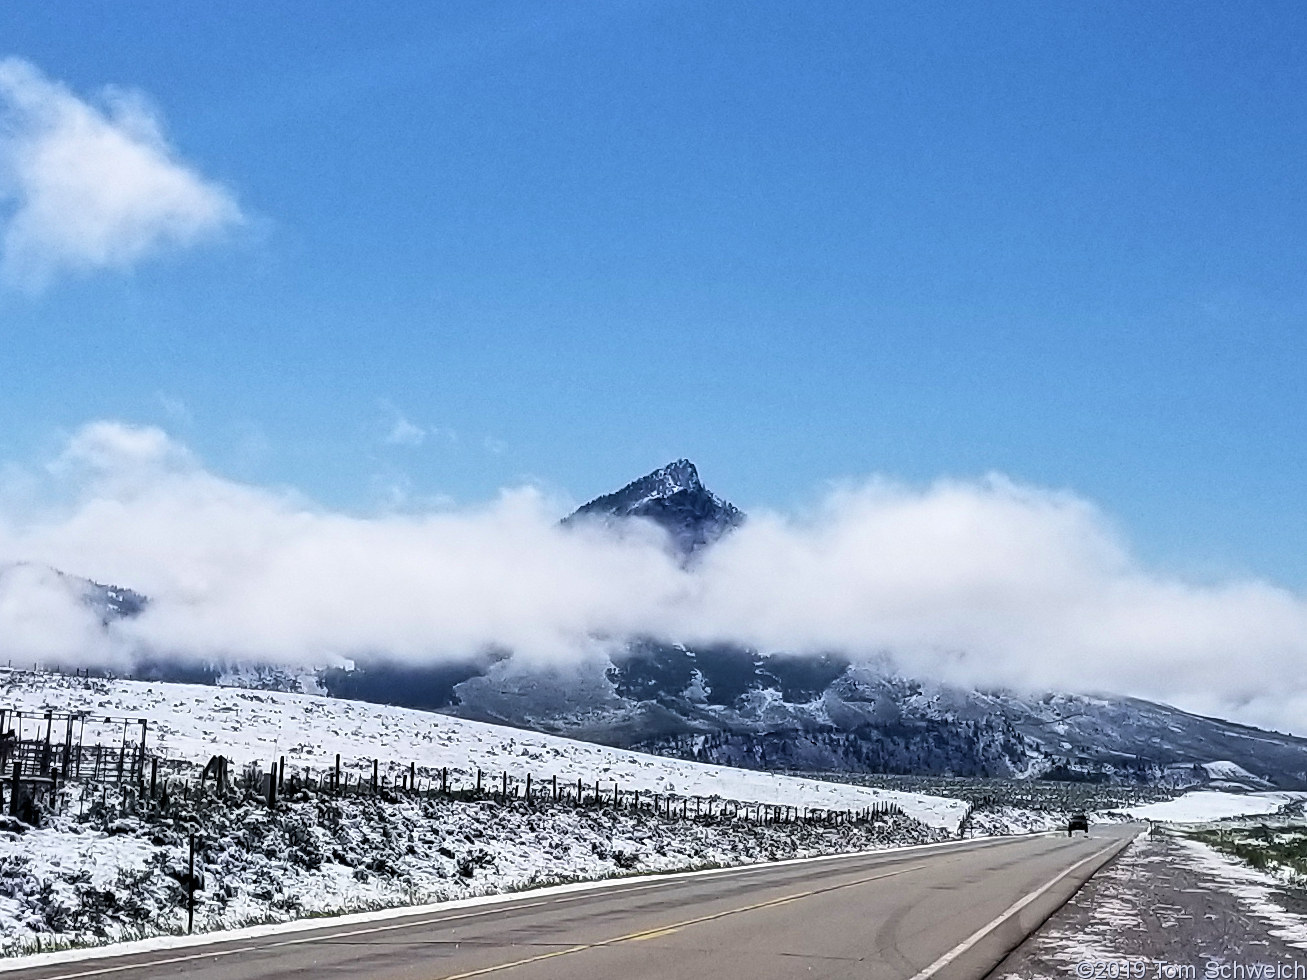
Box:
[152,753,906,828]
[1,699,905,829]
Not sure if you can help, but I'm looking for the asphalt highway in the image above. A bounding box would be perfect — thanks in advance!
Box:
[2,823,1141,980]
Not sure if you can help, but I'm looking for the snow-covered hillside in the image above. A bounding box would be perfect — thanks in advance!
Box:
[0,789,944,957]
[0,670,966,829]
[1120,791,1307,823]
[1199,760,1273,788]
[0,668,972,957]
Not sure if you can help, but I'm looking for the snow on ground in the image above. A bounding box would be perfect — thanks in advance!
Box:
[1120,790,1307,823]
[966,807,1094,837]
[963,804,1136,838]
[0,780,948,957]
[995,832,1307,980]
[0,670,965,828]
[1172,836,1307,948]
[1202,760,1269,784]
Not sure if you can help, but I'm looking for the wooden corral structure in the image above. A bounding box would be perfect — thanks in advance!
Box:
[0,707,151,819]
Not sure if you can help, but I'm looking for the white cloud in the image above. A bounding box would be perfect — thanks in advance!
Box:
[0,563,132,668]
[377,402,456,449]
[385,417,427,447]
[367,470,455,512]
[0,58,243,289]
[3,421,1307,734]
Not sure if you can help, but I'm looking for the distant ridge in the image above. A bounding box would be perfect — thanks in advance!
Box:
[0,562,147,624]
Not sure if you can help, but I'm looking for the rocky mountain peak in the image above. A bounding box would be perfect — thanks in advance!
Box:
[567,459,744,556]
[617,459,704,505]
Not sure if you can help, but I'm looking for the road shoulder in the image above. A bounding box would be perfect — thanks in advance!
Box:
[992,831,1307,980]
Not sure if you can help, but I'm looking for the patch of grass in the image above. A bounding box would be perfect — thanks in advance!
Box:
[1183,823,1307,882]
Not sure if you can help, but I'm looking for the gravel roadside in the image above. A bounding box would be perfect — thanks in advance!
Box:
[992,831,1307,980]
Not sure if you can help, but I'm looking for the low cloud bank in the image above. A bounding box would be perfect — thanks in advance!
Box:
[1,421,1304,734]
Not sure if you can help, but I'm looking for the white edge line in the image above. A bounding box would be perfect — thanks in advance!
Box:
[0,825,1082,975]
[14,904,551,980]
[906,831,1142,980]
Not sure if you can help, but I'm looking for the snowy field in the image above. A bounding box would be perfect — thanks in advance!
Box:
[0,668,976,958]
[1174,836,1307,945]
[1120,790,1307,824]
[0,786,947,957]
[0,670,966,828]
[966,806,1094,837]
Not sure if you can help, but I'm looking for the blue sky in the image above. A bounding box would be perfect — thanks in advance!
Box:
[3,2,1306,586]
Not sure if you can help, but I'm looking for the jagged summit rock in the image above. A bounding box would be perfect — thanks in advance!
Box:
[566,459,744,556]
[575,459,709,512]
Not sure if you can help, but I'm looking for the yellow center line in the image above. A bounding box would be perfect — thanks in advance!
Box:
[629,927,681,942]
[432,864,925,980]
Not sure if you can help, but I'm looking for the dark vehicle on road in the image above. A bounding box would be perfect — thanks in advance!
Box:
[1067,812,1089,836]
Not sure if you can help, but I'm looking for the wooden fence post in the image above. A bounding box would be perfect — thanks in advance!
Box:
[186,834,196,935]
[137,719,148,785]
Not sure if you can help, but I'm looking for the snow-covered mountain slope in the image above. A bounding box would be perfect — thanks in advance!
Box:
[1199,761,1273,789]
[0,670,965,829]
[444,652,1307,790]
